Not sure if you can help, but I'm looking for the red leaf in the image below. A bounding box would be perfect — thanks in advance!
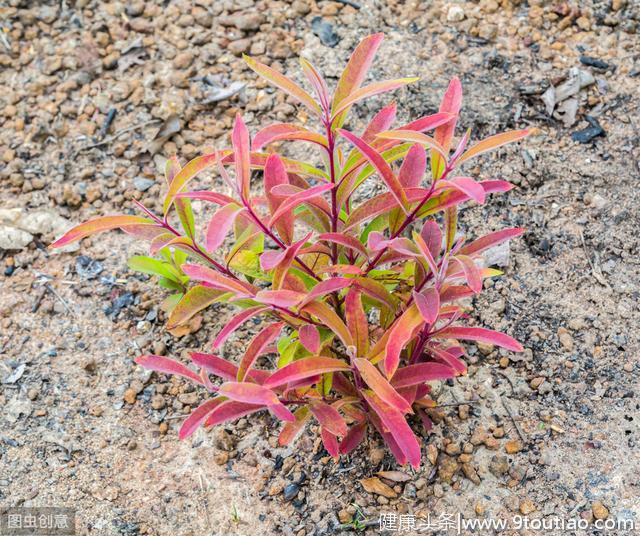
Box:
[321,427,340,458]
[268,183,334,227]
[237,323,284,382]
[50,215,153,248]
[298,324,321,354]
[354,358,412,414]
[420,220,442,259]
[278,406,311,446]
[300,57,331,110]
[345,290,369,356]
[302,301,354,348]
[435,326,523,352]
[263,153,294,244]
[191,352,238,381]
[310,401,348,437]
[179,398,224,439]
[362,102,397,143]
[338,129,409,213]
[182,263,254,296]
[204,400,263,427]
[384,304,424,378]
[253,123,327,150]
[428,346,467,375]
[363,390,421,469]
[211,306,268,349]
[398,144,426,188]
[135,354,203,385]
[459,228,525,256]
[218,381,279,406]
[332,33,385,129]
[175,191,237,206]
[232,114,251,199]
[244,55,322,116]
[254,289,305,308]
[432,77,462,179]
[205,203,244,252]
[438,177,486,204]
[263,356,350,389]
[413,288,440,324]
[299,277,352,308]
[453,254,482,293]
[391,363,457,388]
[318,232,369,260]
[339,422,368,455]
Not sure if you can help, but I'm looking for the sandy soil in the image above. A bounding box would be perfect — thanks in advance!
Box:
[1,0,639,535]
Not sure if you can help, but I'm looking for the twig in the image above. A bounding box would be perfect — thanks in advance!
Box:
[579,230,610,288]
[44,283,76,317]
[500,395,527,444]
[435,400,480,408]
[76,119,161,154]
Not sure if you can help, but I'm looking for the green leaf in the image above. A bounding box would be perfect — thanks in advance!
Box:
[128,255,182,282]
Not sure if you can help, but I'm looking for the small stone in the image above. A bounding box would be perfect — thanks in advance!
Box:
[530,377,545,389]
[133,177,155,192]
[81,357,97,372]
[612,0,626,10]
[462,463,481,484]
[27,388,39,401]
[173,52,194,69]
[228,38,252,56]
[483,436,499,450]
[623,362,634,372]
[519,499,536,515]
[505,440,523,454]
[232,13,264,31]
[445,443,461,456]
[458,404,470,420]
[477,342,494,356]
[591,501,609,520]
[437,455,459,483]
[338,509,352,524]
[427,444,438,465]
[151,395,166,410]
[123,388,137,404]
[557,328,574,352]
[159,422,168,435]
[489,455,509,476]
[214,451,229,465]
[369,447,385,465]
[499,357,510,368]
[475,502,485,516]
[447,5,465,22]
[283,483,300,501]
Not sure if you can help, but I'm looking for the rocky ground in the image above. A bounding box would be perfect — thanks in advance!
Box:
[1,0,639,535]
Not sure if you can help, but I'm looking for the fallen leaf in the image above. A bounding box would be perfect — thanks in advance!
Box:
[360,477,398,498]
[147,114,181,155]
[376,470,411,483]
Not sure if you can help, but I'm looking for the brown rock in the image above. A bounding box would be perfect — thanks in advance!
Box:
[369,447,385,465]
[437,455,459,483]
[591,501,609,520]
[462,463,481,484]
[173,52,194,69]
[519,499,536,515]
[123,388,137,404]
[505,440,524,454]
[228,38,251,56]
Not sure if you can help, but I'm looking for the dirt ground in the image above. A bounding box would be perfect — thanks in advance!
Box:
[1,0,639,535]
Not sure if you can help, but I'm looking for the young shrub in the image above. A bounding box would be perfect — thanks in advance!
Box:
[52,33,528,469]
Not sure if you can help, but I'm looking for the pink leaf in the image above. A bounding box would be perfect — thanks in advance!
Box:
[432,77,462,179]
[318,232,369,260]
[310,401,348,437]
[413,288,440,324]
[435,326,523,352]
[254,289,305,308]
[363,390,421,469]
[237,323,284,382]
[384,305,424,378]
[253,123,327,150]
[420,220,442,259]
[182,263,254,296]
[459,228,525,256]
[321,427,340,458]
[135,355,203,385]
[339,422,368,455]
[362,102,397,143]
[263,356,351,389]
[354,358,412,414]
[205,203,244,252]
[438,177,486,204]
[232,114,251,199]
[454,255,482,293]
[391,362,457,388]
[211,306,269,349]
[338,129,409,213]
[268,183,334,227]
[398,144,427,188]
[298,277,352,308]
[298,324,321,354]
[204,400,263,427]
[263,153,294,244]
[179,398,224,439]
[218,382,279,406]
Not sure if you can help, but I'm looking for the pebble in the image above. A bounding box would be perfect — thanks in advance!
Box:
[489,455,509,476]
[123,389,137,405]
[557,328,574,352]
[591,501,609,520]
[133,177,155,192]
[519,499,537,515]
[151,395,166,410]
[505,440,524,454]
[447,5,465,22]
[283,483,300,501]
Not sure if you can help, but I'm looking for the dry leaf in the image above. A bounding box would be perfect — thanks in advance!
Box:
[376,470,411,483]
[147,114,181,155]
[360,477,397,498]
